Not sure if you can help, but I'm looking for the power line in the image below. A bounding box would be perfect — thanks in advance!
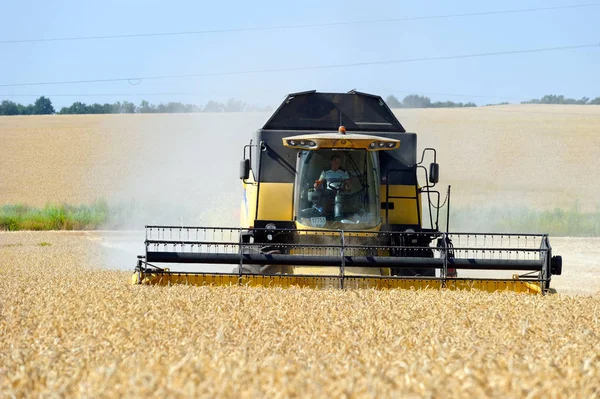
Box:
[0,42,597,88]
[1,3,598,45]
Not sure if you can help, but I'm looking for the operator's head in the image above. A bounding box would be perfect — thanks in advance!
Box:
[330,154,341,171]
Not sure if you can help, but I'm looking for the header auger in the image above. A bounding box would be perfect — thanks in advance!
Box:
[133,90,562,294]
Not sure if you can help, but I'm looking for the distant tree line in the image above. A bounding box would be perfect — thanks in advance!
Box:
[385,94,476,108]
[4,93,600,116]
[0,96,272,115]
[0,96,55,115]
[484,102,510,106]
[521,94,600,105]
[386,93,600,108]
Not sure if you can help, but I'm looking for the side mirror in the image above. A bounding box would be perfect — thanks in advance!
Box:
[429,163,439,184]
[240,159,250,180]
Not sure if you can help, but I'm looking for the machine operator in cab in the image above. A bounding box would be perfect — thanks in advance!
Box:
[313,153,352,192]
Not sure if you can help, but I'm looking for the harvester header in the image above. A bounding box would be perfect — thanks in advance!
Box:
[133,90,562,294]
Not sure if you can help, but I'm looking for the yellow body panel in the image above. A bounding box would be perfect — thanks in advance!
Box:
[241,181,294,227]
[380,184,422,225]
[240,178,258,228]
[133,272,542,294]
[257,183,294,221]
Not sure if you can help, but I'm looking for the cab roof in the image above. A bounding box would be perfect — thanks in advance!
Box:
[262,90,405,133]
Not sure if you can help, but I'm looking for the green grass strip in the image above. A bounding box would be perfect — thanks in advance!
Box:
[445,203,600,237]
[1,200,599,236]
[0,201,109,231]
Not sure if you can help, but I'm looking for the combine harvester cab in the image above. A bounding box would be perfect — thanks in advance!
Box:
[133,90,562,294]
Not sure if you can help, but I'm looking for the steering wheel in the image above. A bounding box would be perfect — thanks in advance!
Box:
[327,180,343,191]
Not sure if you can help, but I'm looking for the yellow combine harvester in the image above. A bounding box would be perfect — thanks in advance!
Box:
[133,90,562,294]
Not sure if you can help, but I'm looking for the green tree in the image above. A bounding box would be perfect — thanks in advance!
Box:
[225,98,247,112]
[0,100,19,115]
[87,103,112,114]
[18,104,35,115]
[522,94,590,105]
[59,102,89,114]
[121,101,136,113]
[203,100,224,112]
[33,96,55,114]
[431,100,476,108]
[402,94,432,108]
[111,101,123,114]
[138,100,156,113]
[385,95,402,108]
[590,97,600,105]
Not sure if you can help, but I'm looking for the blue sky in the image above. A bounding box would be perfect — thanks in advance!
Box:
[1,0,598,108]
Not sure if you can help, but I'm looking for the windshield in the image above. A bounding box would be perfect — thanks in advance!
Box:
[294,149,381,230]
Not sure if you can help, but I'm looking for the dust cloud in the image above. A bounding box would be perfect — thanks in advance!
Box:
[92,112,270,229]
[87,112,270,269]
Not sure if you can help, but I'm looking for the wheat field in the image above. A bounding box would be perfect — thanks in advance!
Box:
[1,232,599,398]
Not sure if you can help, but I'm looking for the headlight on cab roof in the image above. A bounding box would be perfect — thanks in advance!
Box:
[369,141,397,150]
[286,140,316,148]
